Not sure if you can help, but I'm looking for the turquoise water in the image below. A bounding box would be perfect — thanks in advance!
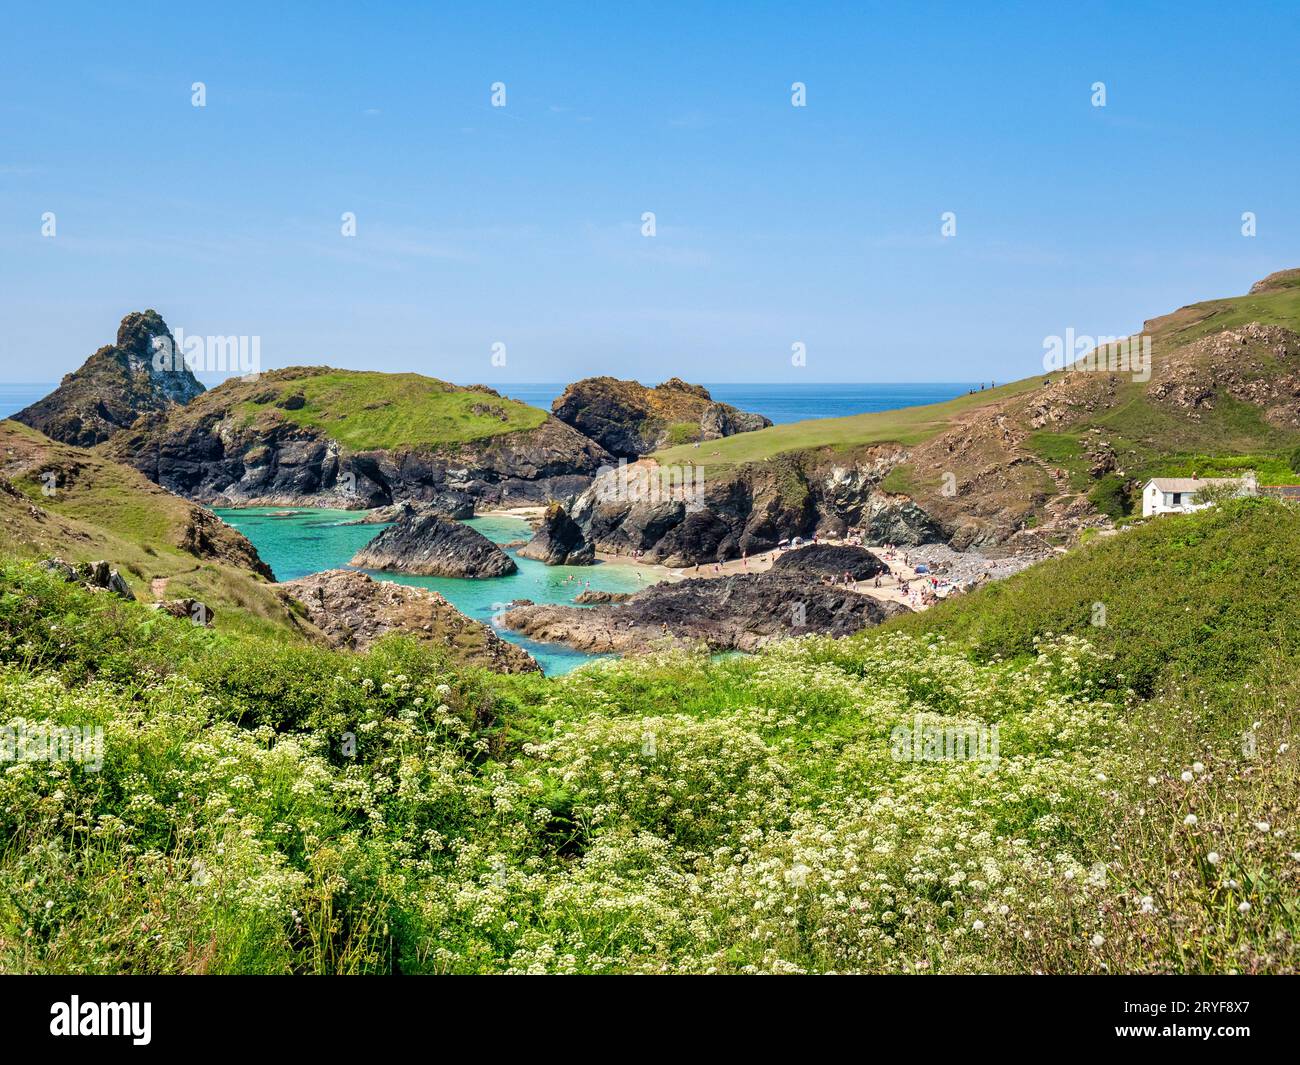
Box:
[497,383,978,424]
[214,507,658,675]
[3,383,978,425]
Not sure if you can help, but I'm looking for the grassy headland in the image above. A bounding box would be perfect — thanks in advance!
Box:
[219,369,549,451]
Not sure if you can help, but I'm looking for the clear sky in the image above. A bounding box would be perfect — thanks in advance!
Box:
[1,1,1297,385]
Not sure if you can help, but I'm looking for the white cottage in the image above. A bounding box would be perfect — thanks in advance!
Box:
[1141,475,1255,517]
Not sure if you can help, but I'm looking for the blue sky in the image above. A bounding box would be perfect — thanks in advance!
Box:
[1,1,1297,384]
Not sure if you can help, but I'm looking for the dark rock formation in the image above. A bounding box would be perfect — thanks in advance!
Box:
[15,311,204,447]
[567,448,948,566]
[771,543,887,580]
[502,572,908,653]
[40,557,135,601]
[350,508,516,578]
[282,569,539,672]
[517,501,594,565]
[700,402,771,439]
[551,376,772,459]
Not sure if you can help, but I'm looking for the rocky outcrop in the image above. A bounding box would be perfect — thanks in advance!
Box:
[349,507,516,577]
[282,569,538,672]
[40,557,135,601]
[573,589,631,604]
[566,447,947,566]
[517,501,594,565]
[15,311,204,447]
[105,367,611,510]
[771,544,887,580]
[150,598,215,626]
[502,572,908,653]
[700,402,771,440]
[551,377,772,459]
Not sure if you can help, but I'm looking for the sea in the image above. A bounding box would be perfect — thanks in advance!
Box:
[1,381,974,674]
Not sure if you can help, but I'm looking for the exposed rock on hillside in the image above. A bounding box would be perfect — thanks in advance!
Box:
[551,376,771,458]
[149,597,215,626]
[0,419,275,582]
[349,507,516,577]
[771,543,887,580]
[502,571,908,653]
[15,311,204,447]
[567,447,946,565]
[106,367,611,510]
[1145,323,1300,428]
[517,501,594,565]
[282,569,539,672]
[40,557,135,600]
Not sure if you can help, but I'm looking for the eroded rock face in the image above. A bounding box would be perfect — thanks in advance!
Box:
[349,507,516,578]
[566,447,947,565]
[517,501,594,565]
[771,544,887,580]
[551,376,772,458]
[502,572,908,653]
[282,569,538,672]
[15,311,205,447]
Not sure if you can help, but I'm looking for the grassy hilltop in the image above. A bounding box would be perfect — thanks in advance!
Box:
[657,269,1300,531]
[195,368,549,451]
[2,497,1294,974]
[659,268,1300,472]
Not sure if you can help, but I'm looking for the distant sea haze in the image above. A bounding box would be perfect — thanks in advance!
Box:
[0,382,977,426]
[497,383,976,425]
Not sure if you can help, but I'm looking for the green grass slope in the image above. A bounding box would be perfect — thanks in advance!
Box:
[0,419,309,643]
[655,378,1042,470]
[2,497,1295,974]
[203,368,549,451]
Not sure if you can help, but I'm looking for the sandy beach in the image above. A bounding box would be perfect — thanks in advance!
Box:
[479,506,1027,612]
[591,541,944,610]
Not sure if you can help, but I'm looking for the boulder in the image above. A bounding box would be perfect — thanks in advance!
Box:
[517,501,594,565]
[573,589,632,604]
[349,508,516,578]
[771,543,887,580]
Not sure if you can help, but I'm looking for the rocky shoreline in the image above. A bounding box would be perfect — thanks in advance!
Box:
[501,571,909,653]
[281,569,539,672]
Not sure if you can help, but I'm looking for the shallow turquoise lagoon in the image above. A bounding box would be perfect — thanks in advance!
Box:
[214,507,655,675]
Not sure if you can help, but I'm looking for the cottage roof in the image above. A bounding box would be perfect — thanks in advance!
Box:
[1145,477,1242,493]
